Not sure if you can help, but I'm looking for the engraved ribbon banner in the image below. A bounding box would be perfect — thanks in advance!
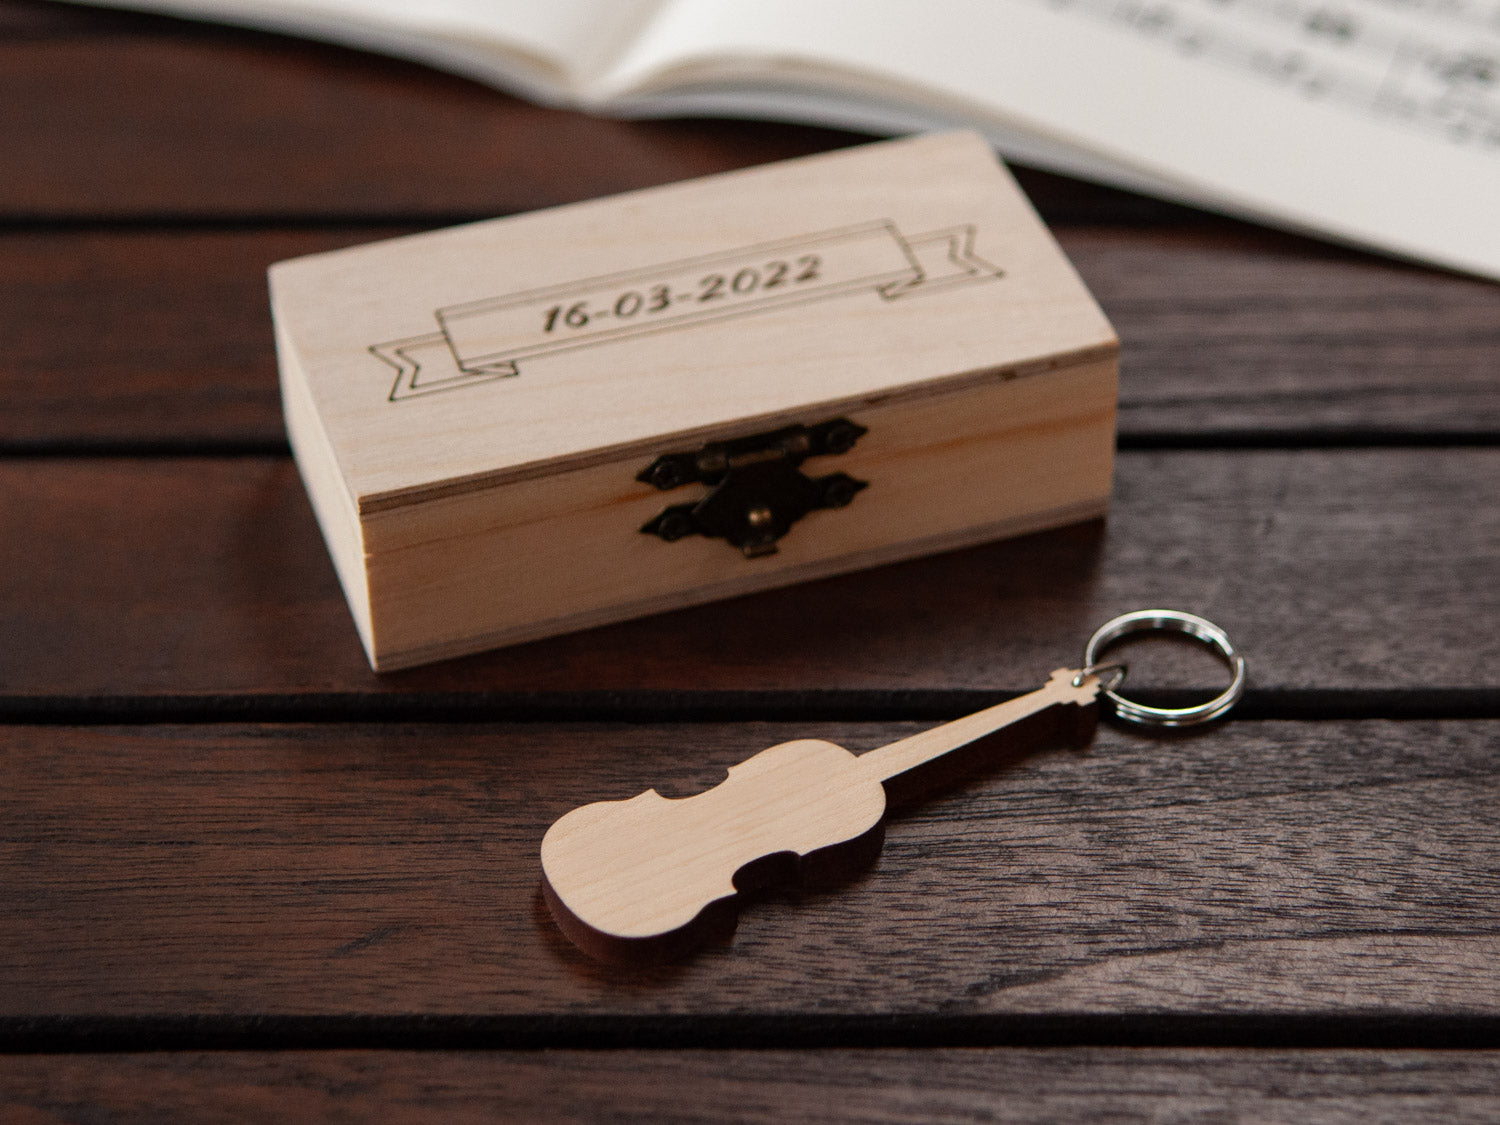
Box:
[372,220,1001,401]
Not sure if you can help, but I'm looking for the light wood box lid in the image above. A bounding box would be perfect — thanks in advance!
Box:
[269,131,1116,513]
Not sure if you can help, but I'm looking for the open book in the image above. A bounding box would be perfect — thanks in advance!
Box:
[87,0,1500,280]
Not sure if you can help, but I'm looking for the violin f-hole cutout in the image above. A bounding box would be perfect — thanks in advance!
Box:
[539,669,1102,967]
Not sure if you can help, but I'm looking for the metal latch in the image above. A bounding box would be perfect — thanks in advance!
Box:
[638,418,869,557]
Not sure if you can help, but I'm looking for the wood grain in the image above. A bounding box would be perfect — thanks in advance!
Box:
[0,229,385,448]
[0,1,1192,225]
[4,226,1495,449]
[3,1048,1500,1122]
[0,30,861,222]
[0,0,195,34]
[1086,226,1500,439]
[1,450,1495,699]
[0,719,1496,1022]
[0,0,135,33]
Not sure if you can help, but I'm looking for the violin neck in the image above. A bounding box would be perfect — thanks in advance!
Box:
[855,669,1101,792]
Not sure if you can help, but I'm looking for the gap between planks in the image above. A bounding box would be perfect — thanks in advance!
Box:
[5,433,1500,458]
[4,1012,1500,1053]
[3,688,1500,725]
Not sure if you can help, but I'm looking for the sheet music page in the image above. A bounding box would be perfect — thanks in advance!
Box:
[607,0,1500,278]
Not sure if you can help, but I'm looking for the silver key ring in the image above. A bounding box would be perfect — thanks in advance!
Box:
[1082,609,1246,727]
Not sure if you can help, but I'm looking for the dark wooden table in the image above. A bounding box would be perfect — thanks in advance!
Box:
[4,2,1499,1119]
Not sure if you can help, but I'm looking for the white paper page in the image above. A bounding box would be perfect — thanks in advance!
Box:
[605,0,1500,279]
[614,79,1202,199]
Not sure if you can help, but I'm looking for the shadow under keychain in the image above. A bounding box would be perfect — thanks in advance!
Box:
[541,609,1247,965]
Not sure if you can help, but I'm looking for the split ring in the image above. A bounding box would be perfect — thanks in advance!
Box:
[1082,609,1246,727]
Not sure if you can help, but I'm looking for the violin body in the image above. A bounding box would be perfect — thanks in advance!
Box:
[541,738,888,965]
[540,669,1101,965]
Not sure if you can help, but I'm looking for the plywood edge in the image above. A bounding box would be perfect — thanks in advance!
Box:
[355,341,1119,515]
[276,320,376,662]
[367,495,1108,671]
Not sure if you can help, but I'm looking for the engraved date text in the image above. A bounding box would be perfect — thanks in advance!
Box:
[542,255,822,333]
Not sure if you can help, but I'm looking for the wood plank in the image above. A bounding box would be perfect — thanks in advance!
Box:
[0,6,1187,225]
[0,229,364,448]
[2,1048,1499,1121]
[0,0,141,34]
[4,226,1496,449]
[0,33,861,221]
[1,450,1496,699]
[1087,227,1500,439]
[1,720,1496,1024]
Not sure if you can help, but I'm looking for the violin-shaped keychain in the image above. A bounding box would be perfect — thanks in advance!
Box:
[541,609,1246,965]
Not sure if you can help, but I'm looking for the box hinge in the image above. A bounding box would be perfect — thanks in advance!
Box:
[638,418,869,557]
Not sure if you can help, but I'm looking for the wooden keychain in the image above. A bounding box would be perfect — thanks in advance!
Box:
[541,609,1247,965]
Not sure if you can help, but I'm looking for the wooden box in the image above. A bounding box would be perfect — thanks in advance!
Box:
[270,132,1118,671]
